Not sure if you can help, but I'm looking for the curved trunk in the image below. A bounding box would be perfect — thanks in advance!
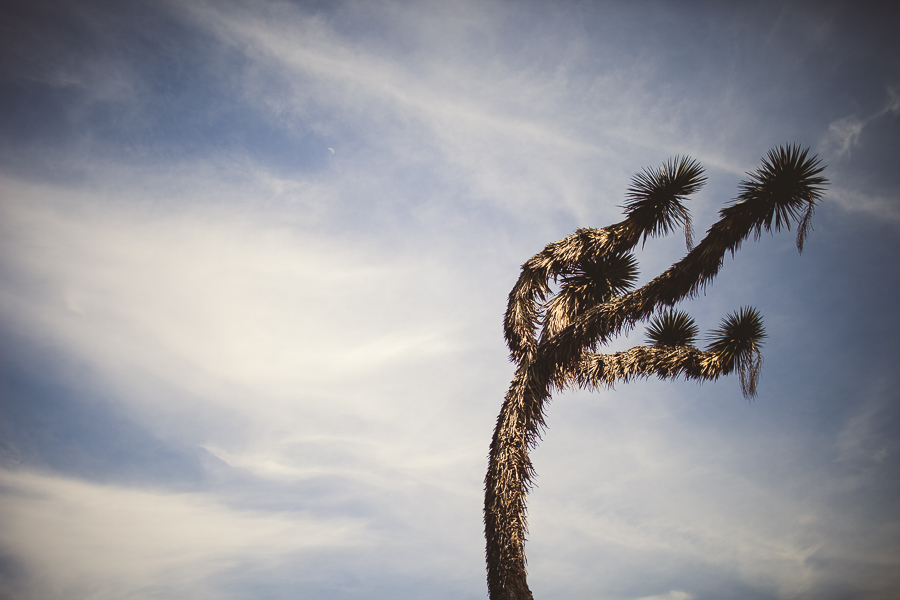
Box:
[485,346,737,598]
[484,364,549,600]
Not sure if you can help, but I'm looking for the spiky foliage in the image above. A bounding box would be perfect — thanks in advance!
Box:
[485,145,827,600]
[529,146,830,375]
[735,144,827,253]
[503,156,705,363]
[645,308,699,348]
[623,155,705,250]
[542,252,639,339]
[706,306,767,398]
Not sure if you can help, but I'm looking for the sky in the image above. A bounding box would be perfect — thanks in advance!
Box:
[0,1,898,599]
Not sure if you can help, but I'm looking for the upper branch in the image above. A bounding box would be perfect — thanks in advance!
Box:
[536,146,826,378]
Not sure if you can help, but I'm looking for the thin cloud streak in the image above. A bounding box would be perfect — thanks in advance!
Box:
[179,0,767,223]
[184,0,620,221]
[822,86,900,159]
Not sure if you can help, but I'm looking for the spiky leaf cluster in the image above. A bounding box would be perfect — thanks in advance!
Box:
[558,251,639,301]
[623,155,706,249]
[542,252,638,341]
[645,308,699,347]
[706,306,767,397]
[734,144,827,252]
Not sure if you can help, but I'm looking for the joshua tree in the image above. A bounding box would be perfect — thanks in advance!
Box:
[484,145,827,600]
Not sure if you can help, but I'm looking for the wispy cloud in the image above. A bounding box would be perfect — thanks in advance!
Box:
[823,85,900,158]
[0,167,492,597]
[0,168,491,449]
[826,185,900,223]
[634,592,693,600]
[178,0,623,222]
[175,0,783,225]
[0,468,365,599]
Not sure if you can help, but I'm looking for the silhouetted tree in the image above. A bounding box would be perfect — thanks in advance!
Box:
[485,146,827,600]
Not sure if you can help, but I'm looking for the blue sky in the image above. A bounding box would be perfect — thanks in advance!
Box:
[1,1,898,599]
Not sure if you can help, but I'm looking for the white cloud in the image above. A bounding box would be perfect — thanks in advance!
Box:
[822,85,900,159]
[0,168,494,596]
[634,591,693,600]
[174,0,756,226]
[0,172,463,396]
[0,468,365,600]
[0,168,502,491]
[826,185,900,223]
[824,115,865,157]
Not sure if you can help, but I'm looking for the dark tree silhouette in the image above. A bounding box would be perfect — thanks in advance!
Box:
[484,145,827,600]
